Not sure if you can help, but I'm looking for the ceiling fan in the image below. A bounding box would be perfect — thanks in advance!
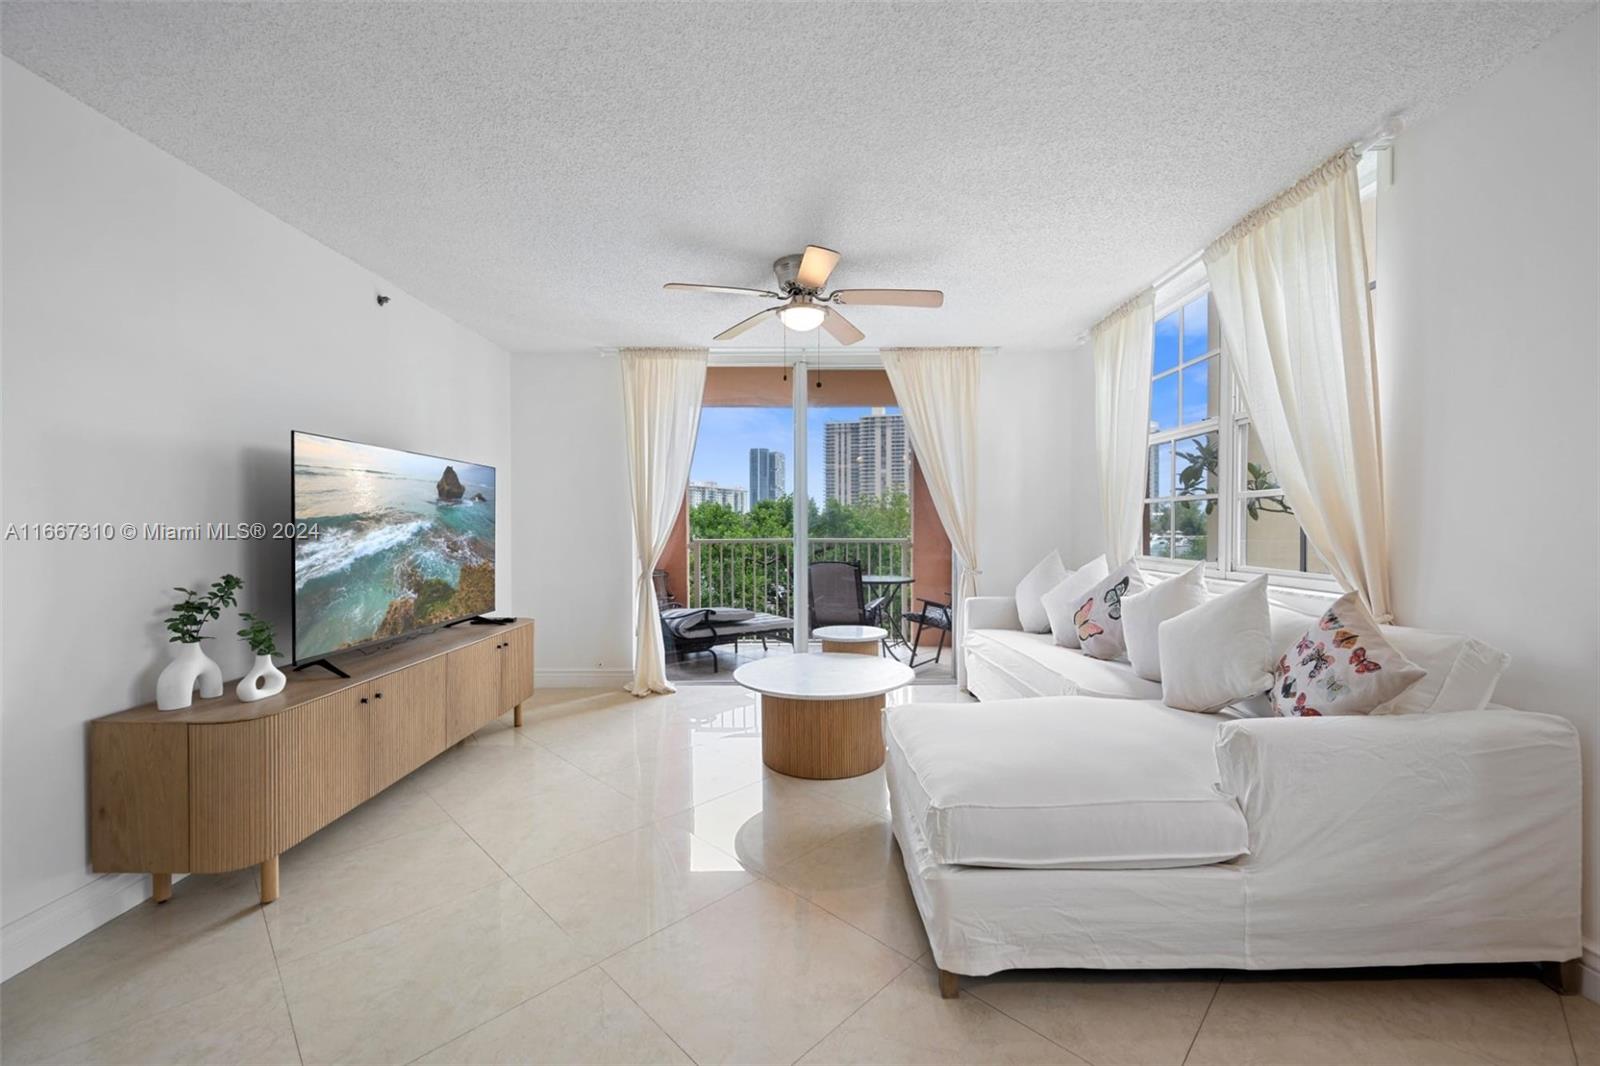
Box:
[665,245,943,345]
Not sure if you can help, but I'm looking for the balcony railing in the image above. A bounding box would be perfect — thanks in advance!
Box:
[688,537,912,633]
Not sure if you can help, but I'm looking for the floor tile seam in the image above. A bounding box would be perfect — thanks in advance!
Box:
[399,963,610,1066]
[953,986,1099,1066]
[258,897,309,1066]
[1180,976,1223,1066]
[784,953,919,1065]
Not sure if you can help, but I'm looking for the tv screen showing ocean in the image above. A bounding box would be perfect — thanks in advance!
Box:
[292,432,495,661]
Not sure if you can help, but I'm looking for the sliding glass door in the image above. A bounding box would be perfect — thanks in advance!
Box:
[671,356,952,679]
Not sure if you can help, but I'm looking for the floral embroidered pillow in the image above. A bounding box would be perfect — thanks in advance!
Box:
[1075,561,1147,661]
[1271,592,1426,717]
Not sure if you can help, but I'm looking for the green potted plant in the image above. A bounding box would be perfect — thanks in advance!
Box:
[155,574,243,710]
[235,612,286,702]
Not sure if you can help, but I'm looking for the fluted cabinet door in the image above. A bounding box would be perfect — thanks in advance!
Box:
[368,656,447,794]
[189,719,275,872]
[500,623,535,710]
[275,688,370,852]
[447,638,503,745]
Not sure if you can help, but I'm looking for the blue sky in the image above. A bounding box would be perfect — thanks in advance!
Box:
[691,405,896,506]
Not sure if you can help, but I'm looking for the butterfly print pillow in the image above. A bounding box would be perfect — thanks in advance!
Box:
[1077,561,1146,661]
[1271,592,1426,717]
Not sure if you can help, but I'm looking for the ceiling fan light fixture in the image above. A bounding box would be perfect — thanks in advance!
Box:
[777,302,826,333]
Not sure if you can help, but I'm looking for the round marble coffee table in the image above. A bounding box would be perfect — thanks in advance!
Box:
[813,625,887,656]
[734,654,915,779]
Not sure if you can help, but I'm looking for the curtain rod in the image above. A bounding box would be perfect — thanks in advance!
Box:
[1145,116,1402,294]
[1075,113,1407,348]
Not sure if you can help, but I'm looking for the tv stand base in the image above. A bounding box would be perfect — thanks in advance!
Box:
[293,657,351,679]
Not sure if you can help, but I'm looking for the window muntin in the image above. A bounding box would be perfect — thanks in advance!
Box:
[1141,290,1325,582]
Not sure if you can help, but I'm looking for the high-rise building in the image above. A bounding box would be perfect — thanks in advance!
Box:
[687,481,748,512]
[823,408,909,505]
[748,448,786,504]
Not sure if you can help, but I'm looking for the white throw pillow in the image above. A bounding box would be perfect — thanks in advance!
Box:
[1015,551,1069,633]
[1159,576,1273,713]
[1371,626,1509,715]
[1076,561,1147,661]
[1269,592,1426,717]
[1040,555,1109,647]
[1122,563,1209,682]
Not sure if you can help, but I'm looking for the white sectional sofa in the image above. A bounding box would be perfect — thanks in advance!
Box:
[886,696,1584,997]
[898,580,1586,998]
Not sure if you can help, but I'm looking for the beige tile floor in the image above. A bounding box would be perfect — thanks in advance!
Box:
[2,684,1592,1065]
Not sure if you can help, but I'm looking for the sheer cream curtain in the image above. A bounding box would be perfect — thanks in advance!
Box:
[1204,149,1392,620]
[881,347,982,682]
[1092,291,1155,566]
[620,347,708,696]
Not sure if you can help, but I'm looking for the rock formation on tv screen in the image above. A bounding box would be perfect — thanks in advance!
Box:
[437,465,466,500]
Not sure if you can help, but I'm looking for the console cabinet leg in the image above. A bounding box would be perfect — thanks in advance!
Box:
[938,969,960,999]
[259,856,279,905]
[1539,958,1583,995]
[513,702,523,728]
[151,873,172,904]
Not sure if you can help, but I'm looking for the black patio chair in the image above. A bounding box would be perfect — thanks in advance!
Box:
[903,597,953,668]
[808,560,891,652]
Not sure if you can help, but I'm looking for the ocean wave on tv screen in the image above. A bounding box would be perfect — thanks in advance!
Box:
[294,515,429,589]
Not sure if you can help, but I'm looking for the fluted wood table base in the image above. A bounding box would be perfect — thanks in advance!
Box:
[760,693,886,779]
[820,639,880,656]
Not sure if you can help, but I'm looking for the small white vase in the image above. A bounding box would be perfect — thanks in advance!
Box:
[156,643,224,710]
[237,654,287,702]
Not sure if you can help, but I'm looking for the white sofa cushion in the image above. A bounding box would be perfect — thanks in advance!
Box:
[1372,626,1510,715]
[1160,576,1274,713]
[1014,551,1069,633]
[884,697,1249,869]
[1040,555,1109,647]
[1122,563,1208,681]
[964,628,1162,700]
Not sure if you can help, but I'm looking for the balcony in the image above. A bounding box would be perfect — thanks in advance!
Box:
[689,536,907,622]
[666,535,953,683]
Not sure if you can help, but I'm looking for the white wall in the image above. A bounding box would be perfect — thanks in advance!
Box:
[1376,10,1599,971]
[0,59,514,976]
[977,347,1096,589]
[508,353,634,683]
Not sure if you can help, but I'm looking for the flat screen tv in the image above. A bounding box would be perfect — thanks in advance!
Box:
[292,431,496,664]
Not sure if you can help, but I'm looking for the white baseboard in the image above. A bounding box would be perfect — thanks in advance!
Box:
[534,668,632,689]
[1,871,183,981]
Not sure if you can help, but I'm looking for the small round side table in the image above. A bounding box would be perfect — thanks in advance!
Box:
[813,625,888,656]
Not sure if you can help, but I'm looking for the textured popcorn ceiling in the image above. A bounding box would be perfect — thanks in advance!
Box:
[2,2,1590,354]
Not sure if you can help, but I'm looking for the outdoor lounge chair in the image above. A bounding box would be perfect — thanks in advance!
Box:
[661,607,793,673]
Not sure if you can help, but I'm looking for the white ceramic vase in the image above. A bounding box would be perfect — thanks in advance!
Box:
[156,642,224,710]
[237,654,287,702]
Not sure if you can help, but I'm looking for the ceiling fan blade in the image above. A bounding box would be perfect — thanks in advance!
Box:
[795,245,841,290]
[714,307,779,341]
[830,288,944,308]
[665,283,781,298]
[821,307,865,346]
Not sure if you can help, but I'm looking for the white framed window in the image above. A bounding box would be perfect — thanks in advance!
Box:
[1140,287,1331,586]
